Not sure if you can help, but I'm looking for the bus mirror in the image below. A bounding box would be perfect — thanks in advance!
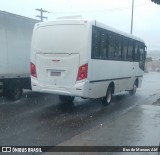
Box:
[145,45,147,50]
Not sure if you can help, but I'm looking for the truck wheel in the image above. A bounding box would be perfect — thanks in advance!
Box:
[6,80,23,101]
[129,81,137,96]
[102,87,112,106]
[59,95,75,103]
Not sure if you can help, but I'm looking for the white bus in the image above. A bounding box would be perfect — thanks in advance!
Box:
[30,19,146,106]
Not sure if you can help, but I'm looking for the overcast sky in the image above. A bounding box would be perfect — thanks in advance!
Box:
[0,0,160,51]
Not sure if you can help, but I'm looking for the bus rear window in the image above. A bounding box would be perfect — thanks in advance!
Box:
[34,24,87,53]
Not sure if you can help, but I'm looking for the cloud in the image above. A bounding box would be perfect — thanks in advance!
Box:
[0,0,160,50]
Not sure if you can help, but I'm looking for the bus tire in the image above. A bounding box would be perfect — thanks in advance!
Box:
[129,81,137,96]
[59,95,75,103]
[102,87,112,106]
[6,80,23,101]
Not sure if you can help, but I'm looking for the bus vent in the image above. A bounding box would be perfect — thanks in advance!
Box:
[57,15,83,20]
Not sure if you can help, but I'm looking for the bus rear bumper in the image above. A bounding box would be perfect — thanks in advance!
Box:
[31,78,90,98]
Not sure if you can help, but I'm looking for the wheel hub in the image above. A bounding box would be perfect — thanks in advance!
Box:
[107,91,111,103]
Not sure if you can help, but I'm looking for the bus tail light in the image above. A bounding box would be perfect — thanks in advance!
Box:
[77,63,88,81]
[30,62,37,78]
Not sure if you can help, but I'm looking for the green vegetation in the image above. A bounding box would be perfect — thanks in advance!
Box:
[146,57,153,63]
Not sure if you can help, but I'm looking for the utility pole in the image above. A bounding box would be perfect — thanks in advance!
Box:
[130,0,134,34]
[35,8,49,22]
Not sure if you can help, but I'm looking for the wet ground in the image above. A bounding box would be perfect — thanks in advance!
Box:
[0,72,160,146]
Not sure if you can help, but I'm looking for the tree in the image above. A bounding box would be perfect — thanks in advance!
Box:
[151,0,160,4]
[146,57,153,63]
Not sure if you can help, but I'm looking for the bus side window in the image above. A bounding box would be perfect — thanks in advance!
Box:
[115,35,122,60]
[128,40,134,61]
[139,44,145,70]
[134,42,139,61]
[92,27,101,59]
[122,38,128,60]
[100,31,107,59]
[108,33,115,59]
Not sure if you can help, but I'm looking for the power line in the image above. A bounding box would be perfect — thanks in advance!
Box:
[50,3,151,15]
[35,8,50,21]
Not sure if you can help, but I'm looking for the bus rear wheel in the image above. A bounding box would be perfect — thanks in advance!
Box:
[129,81,137,96]
[102,87,113,106]
[59,95,75,103]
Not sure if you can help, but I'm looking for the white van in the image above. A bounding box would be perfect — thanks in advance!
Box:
[31,18,146,105]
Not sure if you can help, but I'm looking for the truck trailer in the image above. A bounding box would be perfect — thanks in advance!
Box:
[0,11,38,100]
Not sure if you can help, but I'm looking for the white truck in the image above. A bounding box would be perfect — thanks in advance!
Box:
[0,11,38,100]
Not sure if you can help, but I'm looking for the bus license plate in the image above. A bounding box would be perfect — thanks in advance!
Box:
[50,71,61,76]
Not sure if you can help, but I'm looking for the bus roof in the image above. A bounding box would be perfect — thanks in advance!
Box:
[35,18,145,44]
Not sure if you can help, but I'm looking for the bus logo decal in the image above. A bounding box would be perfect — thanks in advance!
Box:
[52,60,60,62]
